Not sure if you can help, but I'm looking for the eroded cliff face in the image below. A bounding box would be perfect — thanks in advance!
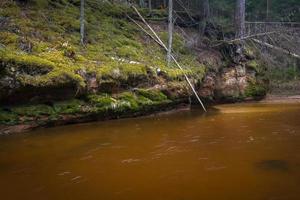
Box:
[0,54,266,106]
[0,50,268,134]
[199,64,265,102]
[198,46,268,103]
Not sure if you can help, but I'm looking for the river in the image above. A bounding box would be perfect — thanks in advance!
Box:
[0,103,300,200]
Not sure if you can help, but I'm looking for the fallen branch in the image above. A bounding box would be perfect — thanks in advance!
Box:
[131,5,207,112]
[227,31,280,43]
[252,38,300,59]
[212,30,287,47]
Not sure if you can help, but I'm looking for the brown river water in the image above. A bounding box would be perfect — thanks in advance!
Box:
[0,103,300,200]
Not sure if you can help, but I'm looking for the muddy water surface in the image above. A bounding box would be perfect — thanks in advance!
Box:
[0,103,300,200]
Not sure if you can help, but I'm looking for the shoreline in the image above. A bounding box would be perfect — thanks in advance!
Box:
[0,102,191,135]
[1,95,300,135]
[260,94,300,103]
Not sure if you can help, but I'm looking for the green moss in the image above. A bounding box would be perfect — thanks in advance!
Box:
[0,0,206,87]
[31,41,50,53]
[0,49,85,87]
[0,0,208,125]
[87,94,116,108]
[0,88,174,125]
[0,1,21,17]
[98,62,147,81]
[244,46,255,58]
[86,91,167,114]
[159,32,190,55]
[118,92,154,110]
[245,83,267,98]
[0,109,18,125]
[53,99,85,114]
[116,45,140,59]
[0,50,55,70]
[11,104,54,117]
[115,92,139,111]
[136,89,168,102]
[0,31,19,48]
[246,60,259,72]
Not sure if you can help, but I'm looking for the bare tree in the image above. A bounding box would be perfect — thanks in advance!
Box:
[266,0,271,21]
[235,0,246,38]
[203,0,210,21]
[148,0,152,11]
[200,0,210,35]
[80,0,85,45]
[167,0,173,65]
[163,0,167,8]
[139,0,145,8]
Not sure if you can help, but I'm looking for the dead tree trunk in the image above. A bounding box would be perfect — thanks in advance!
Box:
[148,0,152,11]
[263,0,271,52]
[201,0,210,36]
[203,0,210,21]
[139,0,145,8]
[235,0,246,39]
[163,0,167,8]
[252,38,300,59]
[266,0,271,21]
[80,0,85,45]
[167,0,173,65]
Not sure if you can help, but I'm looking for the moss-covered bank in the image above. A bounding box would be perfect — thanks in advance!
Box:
[0,89,189,134]
[0,1,267,133]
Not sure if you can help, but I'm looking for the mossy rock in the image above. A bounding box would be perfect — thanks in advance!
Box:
[117,92,139,110]
[0,50,54,75]
[246,60,259,72]
[11,104,55,117]
[117,92,153,110]
[245,83,267,98]
[53,99,85,114]
[135,89,168,102]
[0,31,19,47]
[244,47,256,59]
[87,94,116,108]
[0,109,18,125]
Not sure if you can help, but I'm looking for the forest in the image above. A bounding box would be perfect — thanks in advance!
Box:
[0,0,300,200]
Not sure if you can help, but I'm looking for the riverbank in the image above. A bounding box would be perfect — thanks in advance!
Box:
[260,94,300,103]
[0,100,190,135]
[0,85,192,135]
[0,1,268,135]
[3,94,300,135]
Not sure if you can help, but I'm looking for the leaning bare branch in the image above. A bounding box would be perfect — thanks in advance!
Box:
[252,38,300,59]
[126,16,163,47]
[212,30,290,47]
[130,5,207,112]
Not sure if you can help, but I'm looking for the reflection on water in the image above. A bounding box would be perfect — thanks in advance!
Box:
[0,103,300,200]
[256,160,290,172]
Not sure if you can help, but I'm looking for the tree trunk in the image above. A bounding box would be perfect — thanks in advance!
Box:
[235,0,245,38]
[163,0,167,8]
[201,0,210,36]
[80,0,85,45]
[139,0,145,8]
[203,0,210,21]
[148,0,152,11]
[167,0,173,65]
[266,0,271,21]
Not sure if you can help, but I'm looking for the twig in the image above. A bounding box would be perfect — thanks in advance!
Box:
[252,38,300,59]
